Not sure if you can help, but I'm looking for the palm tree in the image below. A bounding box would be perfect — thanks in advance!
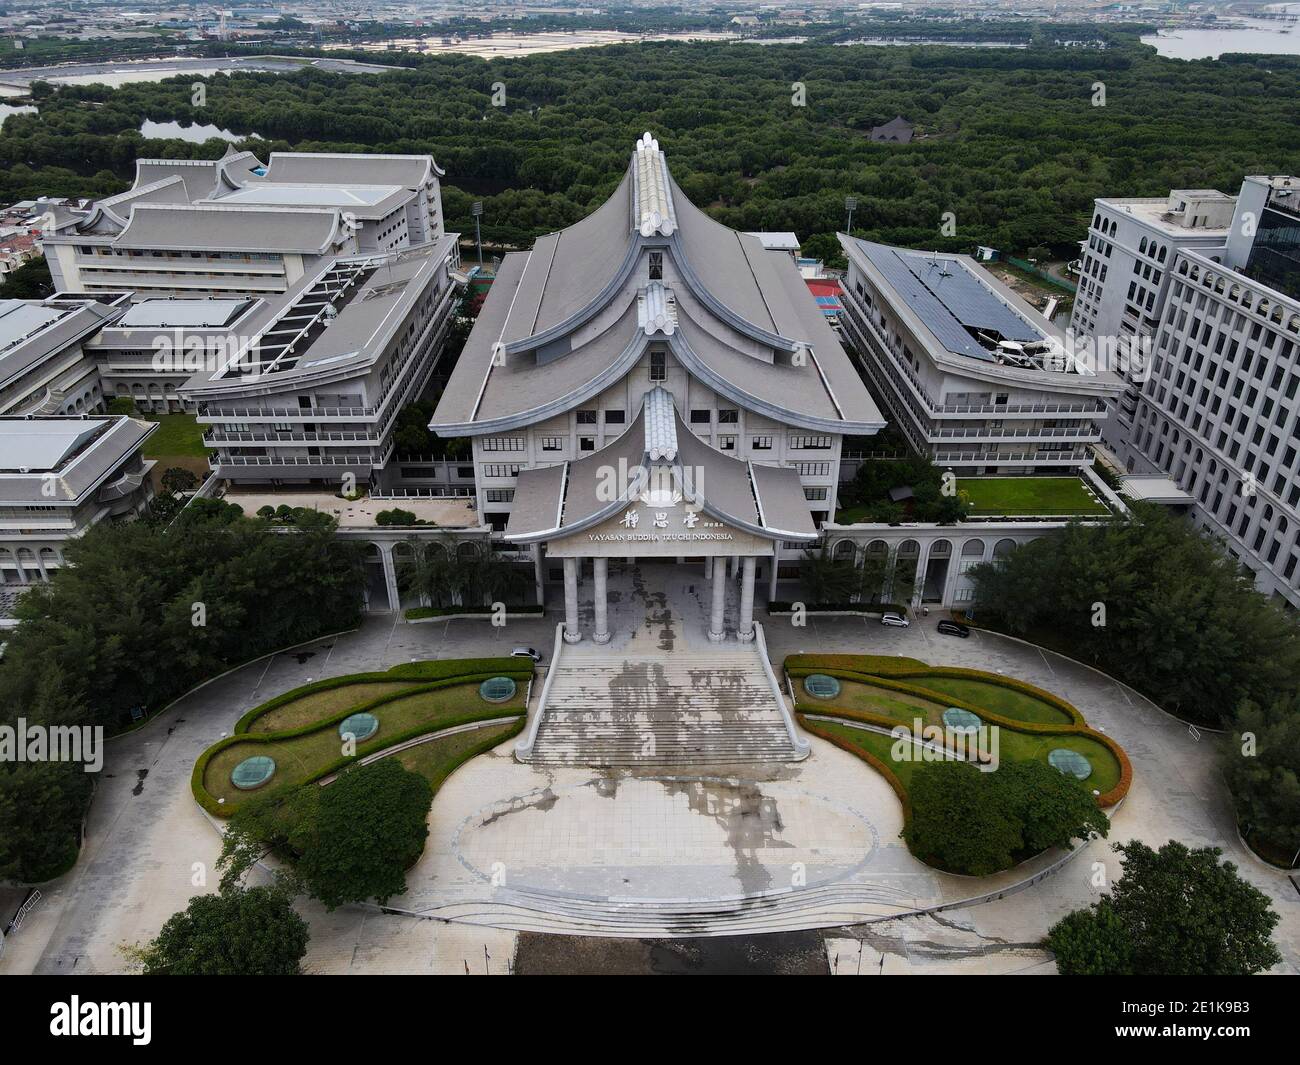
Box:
[395,536,458,607]
[800,545,860,605]
[468,549,531,606]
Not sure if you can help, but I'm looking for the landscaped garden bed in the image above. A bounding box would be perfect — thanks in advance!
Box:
[192,658,531,817]
[786,653,1130,807]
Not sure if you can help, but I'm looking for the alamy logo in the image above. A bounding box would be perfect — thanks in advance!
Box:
[0,718,103,772]
[49,997,151,1045]
[889,717,1000,772]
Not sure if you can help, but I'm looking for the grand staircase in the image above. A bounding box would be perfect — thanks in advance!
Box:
[524,642,803,766]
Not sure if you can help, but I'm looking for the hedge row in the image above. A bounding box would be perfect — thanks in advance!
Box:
[193,696,528,818]
[768,601,907,615]
[404,604,544,620]
[230,657,524,733]
[788,660,1132,807]
[787,654,1084,725]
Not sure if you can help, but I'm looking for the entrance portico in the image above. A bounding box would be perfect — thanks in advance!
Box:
[503,387,818,643]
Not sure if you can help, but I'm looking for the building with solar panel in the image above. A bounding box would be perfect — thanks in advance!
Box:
[837,235,1123,475]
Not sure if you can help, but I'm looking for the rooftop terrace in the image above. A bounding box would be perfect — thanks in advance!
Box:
[222,487,480,530]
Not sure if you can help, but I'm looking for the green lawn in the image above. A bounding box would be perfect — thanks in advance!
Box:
[248,682,426,733]
[903,676,1074,725]
[960,476,1109,517]
[801,679,1120,795]
[789,654,1130,809]
[198,675,528,813]
[142,413,209,458]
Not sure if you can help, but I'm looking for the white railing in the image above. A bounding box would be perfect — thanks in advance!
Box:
[933,449,1089,463]
[754,622,811,758]
[204,430,378,444]
[931,426,1101,440]
[216,454,374,467]
[369,487,474,499]
[514,623,564,762]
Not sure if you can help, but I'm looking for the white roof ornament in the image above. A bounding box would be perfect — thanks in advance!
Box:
[638,281,678,337]
[643,386,679,463]
[633,133,677,238]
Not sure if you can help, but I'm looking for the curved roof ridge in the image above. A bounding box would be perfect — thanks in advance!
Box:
[632,132,677,237]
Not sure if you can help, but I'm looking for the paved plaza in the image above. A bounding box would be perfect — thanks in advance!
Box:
[3,564,1297,973]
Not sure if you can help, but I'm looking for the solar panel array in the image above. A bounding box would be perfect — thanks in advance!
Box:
[852,239,1043,361]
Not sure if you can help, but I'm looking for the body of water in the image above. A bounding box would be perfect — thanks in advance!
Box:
[139,118,250,144]
[1143,20,1300,60]
[0,103,36,121]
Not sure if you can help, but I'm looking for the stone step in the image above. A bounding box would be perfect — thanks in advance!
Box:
[526,641,800,767]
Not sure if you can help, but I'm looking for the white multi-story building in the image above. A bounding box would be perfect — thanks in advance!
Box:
[1074,175,1300,608]
[182,239,461,489]
[40,149,445,300]
[0,414,156,587]
[1069,188,1236,449]
[432,134,885,638]
[838,236,1123,475]
[0,292,129,417]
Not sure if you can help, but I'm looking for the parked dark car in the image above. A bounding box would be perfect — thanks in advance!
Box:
[936,619,970,638]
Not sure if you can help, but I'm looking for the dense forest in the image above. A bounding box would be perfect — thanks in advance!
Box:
[1,32,1298,264]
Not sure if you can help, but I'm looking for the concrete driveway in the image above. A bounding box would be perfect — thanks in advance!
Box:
[762,610,1300,974]
[3,604,1294,974]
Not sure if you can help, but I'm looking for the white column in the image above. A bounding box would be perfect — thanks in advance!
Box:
[769,550,780,601]
[708,554,728,642]
[563,556,581,643]
[913,542,931,608]
[730,554,740,579]
[379,543,399,613]
[737,555,756,642]
[592,556,610,644]
[704,556,713,578]
[533,544,545,608]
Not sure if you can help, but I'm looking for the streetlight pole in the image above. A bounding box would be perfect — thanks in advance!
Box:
[844,195,858,236]
[471,201,484,270]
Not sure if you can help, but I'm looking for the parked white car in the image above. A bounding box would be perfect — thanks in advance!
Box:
[879,612,911,628]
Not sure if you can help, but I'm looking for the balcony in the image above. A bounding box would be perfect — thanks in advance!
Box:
[930,425,1102,442]
[934,449,1090,464]
[216,454,376,467]
[204,429,380,445]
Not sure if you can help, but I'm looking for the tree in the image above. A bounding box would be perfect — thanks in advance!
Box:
[161,466,199,494]
[396,537,460,606]
[905,758,1107,875]
[131,884,308,975]
[1047,841,1282,975]
[1044,899,1134,975]
[220,760,433,910]
[800,545,860,604]
[993,759,1109,855]
[1223,693,1300,864]
[292,760,432,908]
[106,396,138,415]
[905,761,1023,875]
[969,505,1300,726]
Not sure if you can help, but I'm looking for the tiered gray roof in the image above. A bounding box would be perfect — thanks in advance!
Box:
[255,152,441,187]
[504,387,817,543]
[432,133,883,436]
[0,415,155,504]
[115,204,341,254]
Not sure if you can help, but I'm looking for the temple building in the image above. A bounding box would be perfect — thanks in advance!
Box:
[432,133,884,643]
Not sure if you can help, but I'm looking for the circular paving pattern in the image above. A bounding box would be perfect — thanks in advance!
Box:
[803,674,841,699]
[338,711,379,742]
[230,755,276,790]
[942,707,982,732]
[1048,748,1092,780]
[451,774,882,902]
[479,676,517,703]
